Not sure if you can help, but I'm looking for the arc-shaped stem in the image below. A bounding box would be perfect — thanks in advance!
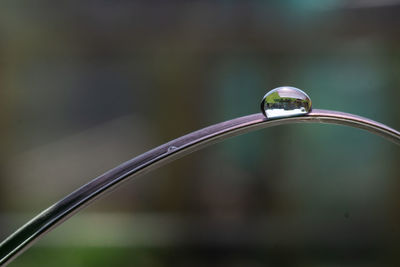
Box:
[1,109,399,266]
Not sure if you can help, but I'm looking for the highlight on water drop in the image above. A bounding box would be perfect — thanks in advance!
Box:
[260,86,312,119]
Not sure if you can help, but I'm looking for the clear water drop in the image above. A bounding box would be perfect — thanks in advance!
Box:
[167,146,178,152]
[260,86,312,119]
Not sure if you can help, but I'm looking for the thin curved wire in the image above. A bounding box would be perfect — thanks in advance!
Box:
[1,109,400,266]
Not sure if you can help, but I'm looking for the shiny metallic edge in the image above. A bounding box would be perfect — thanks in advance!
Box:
[1,109,399,266]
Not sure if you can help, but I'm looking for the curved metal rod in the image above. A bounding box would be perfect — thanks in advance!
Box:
[1,109,400,265]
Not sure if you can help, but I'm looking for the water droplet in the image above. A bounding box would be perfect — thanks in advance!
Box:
[167,146,178,152]
[260,86,312,119]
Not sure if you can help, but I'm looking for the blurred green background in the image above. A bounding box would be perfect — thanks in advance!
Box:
[0,1,400,266]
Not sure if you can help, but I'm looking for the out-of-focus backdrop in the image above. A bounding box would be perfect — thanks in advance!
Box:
[0,1,400,266]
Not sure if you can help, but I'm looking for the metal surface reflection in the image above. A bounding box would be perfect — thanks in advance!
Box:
[0,109,399,266]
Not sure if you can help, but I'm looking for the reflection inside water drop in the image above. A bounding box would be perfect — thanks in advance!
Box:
[261,86,312,119]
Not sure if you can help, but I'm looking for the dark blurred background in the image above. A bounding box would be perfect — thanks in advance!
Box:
[0,1,400,266]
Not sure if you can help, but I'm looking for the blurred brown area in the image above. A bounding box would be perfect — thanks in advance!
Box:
[0,1,400,266]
